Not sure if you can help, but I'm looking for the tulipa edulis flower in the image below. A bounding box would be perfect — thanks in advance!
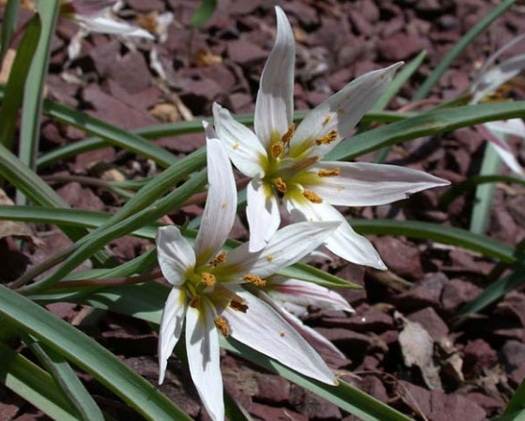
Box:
[157,123,340,421]
[212,6,449,270]
[470,43,525,174]
[59,0,154,39]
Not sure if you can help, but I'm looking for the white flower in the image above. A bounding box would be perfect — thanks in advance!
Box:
[470,49,525,174]
[157,123,340,421]
[212,7,449,269]
[59,0,154,39]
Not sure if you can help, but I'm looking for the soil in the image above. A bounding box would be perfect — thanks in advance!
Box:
[2,0,525,420]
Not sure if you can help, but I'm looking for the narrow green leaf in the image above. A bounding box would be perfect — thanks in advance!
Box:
[413,0,516,100]
[469,144,502,234]
[0,341,78,420]
[503,376,525,416]
[326,101,525,161]
[190,0,217,27]
[0,0,20,64]
[0,14,41,150]
[0,285,192,421]
[24,336,104,421]
[457,267,525,318]
[17,0,60,205]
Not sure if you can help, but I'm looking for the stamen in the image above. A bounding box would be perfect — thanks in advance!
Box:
[271,141,284,159]
[315,130,338,145]
[189,295,201,308]
[211,251,227,267]
[281,123,296,144]
[243,274,266,287]
[322,115,332,127]
[230,298,248,313]
[215,316,230,337]
[273,177,287,193]
[318,168,340,177]
[303,190,323,203]
[201,272,216,286]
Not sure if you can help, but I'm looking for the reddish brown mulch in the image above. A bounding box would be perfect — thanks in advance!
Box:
[2,0,525,420]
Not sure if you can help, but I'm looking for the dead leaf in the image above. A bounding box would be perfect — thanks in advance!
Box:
[0,188,41,244]
[396,311,442,390]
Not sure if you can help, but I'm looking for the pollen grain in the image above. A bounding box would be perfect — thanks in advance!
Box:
[303,190,323,203]
[271,141,284,159]
[201,272,216,286]
[273,177,288,193]
[215,316,230,337]
[315,130,338,145]
[243,274,267,287]
[281,123,296,144]
[318,168,340,177]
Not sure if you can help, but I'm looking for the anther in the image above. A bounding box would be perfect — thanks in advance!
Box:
[211,251,227,267]
[243,274,266,287]
[303,190,323,203]
[318,168,340,177]
[215,316,230,337]
[230,299,248,313]
[315,130,338,145]
[201,272,216,286]
[281,123,296,144]
[273,177,287,193]
[271,141,284,159]
[189,295,201,308]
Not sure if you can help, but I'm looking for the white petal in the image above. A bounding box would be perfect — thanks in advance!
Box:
[471,54,525,103]
[225,288,336,384]
[246,179,281,252]
[290,63,403,159]
[185,302,224,421]
[212,103,267,178]
[478,122,524,174]
[262,293,347,361]
[308,161,449,206]
[194,131,238,266]
[254,6,295,148]
[77,16,154,39]
[220,221,339,280]
[156,226,195,286]
[284,196,386,269]
[267,278,354,314]
[158,287,187,384]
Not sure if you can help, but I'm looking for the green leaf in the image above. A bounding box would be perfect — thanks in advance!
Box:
[0,0,20,65]
[17,0,60,205]
[326,101,525,161]
[469,144,502,234]
[0,14,41,150]
[190,0,217,27]
[502,375,525,417]
[24,336,104,421]
[0,340,78,420]
[0,285,192,421]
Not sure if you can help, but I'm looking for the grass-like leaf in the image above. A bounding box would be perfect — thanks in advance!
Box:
[0,285,192,421]
[0,0,20,64]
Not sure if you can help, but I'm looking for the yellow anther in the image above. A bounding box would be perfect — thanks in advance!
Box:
[318,168,340,177]
[303,190,323,203]
[281,123,296,144]
[243,274,266,287]
[189,295,201,308]
[201,272,216,286]
[315,130,338,145]
[211,251,227,267]
[271,141,284,159]
[322,115,332,127]
[215,316,230,337]
[273,177,287,193]
[230,298,248,313]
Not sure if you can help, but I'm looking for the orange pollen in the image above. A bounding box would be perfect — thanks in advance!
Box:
[189,295,201,308]
[230,298,248,313]
[281,123,296,144]
[243,274,266,287]
[273,177,287,193]
[303,190,323,203]
[211,251,227,266]
[215,316,230,337]
[201,272,216,286]
[315,130,338,145]
[271,141,284,159]
[318,168,340,177]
